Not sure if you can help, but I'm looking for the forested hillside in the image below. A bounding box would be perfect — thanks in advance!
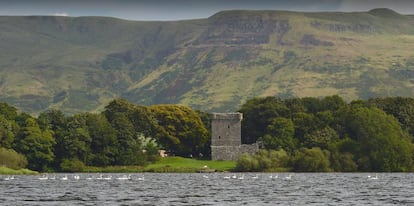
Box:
[1,9,414,114]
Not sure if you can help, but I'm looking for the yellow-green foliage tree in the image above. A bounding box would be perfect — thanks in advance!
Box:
[291,147,331,172]
[149,105,209,157]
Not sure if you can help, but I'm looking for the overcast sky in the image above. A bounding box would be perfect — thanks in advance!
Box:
[1,0,414,21]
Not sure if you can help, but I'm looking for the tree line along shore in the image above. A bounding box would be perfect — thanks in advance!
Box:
[1,96,414,173]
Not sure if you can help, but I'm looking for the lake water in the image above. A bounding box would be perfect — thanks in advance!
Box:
[1,173,414,205]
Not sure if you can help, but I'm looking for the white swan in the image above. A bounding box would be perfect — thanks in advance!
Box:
[285,174,292,180]
[116,174,131,180]
[368,174,378,180]
[103,175,112,180]
[269,174,278,179]
[4,175,14,180]
[73,175,80,180]
[137,176,145,181]
[60,175,68,180]
[38,175,48,180]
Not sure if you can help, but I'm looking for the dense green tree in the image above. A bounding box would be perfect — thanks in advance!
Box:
[367,97,414,137]
[303,126,339,150]
[259,117,296,152]
[14,113,33,128]
[329,152,358,172]
[104,99,136,122]
[104,99,159,165]
[292,112,320,142]
[0,116,16,148]
[301,97,324,114]
[0,102,18,120]
[239,97,290,144]
[14,118,55,171]
[104,99,157,137]
[108,112,137,164]
[37,109,69,169]
[83,113,118,166]
[60,126,91,164]
[320,95,346,111]
[342,106,413,171]
[37,109,67,131]
[284,98,306,114]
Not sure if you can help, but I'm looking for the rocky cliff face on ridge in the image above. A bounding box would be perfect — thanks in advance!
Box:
[0,8,414,114]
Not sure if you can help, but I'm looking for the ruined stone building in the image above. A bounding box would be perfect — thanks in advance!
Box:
[210,112,258,161]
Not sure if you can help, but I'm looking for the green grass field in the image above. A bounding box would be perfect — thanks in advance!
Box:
[144,157,236,172]
[82,157,236,173]
[0,157,235,174]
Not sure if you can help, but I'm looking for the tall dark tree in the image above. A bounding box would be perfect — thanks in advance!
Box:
[0,116,16,148]
[84,113,118,166]
[14,118,55,171]
[196,110,212,159]
[37,110,68,169]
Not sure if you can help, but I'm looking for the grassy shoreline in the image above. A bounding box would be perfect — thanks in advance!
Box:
[84,157,237,173]
[0,157,236,174]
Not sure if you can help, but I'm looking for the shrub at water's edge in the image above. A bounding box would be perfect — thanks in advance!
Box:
[0,166,38,175]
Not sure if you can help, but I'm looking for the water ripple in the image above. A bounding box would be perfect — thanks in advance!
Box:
[1,173,414,205]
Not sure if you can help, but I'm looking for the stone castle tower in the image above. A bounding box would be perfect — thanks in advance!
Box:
[210,112,258,161]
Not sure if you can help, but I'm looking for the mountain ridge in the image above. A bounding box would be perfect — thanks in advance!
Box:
[1,9,414,114]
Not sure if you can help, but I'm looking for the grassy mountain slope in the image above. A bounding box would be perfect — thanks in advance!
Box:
[1,9,414,114]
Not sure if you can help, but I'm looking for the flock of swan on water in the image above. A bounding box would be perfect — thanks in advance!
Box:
[2,174,143,181]
[2,173,380,181]
[213,174,292,180]
[36,174,142,181]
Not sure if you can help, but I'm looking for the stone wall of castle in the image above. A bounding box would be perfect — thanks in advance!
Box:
[210,112,258,161]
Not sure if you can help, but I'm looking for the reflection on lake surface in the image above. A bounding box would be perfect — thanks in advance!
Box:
[1,173,414,205]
